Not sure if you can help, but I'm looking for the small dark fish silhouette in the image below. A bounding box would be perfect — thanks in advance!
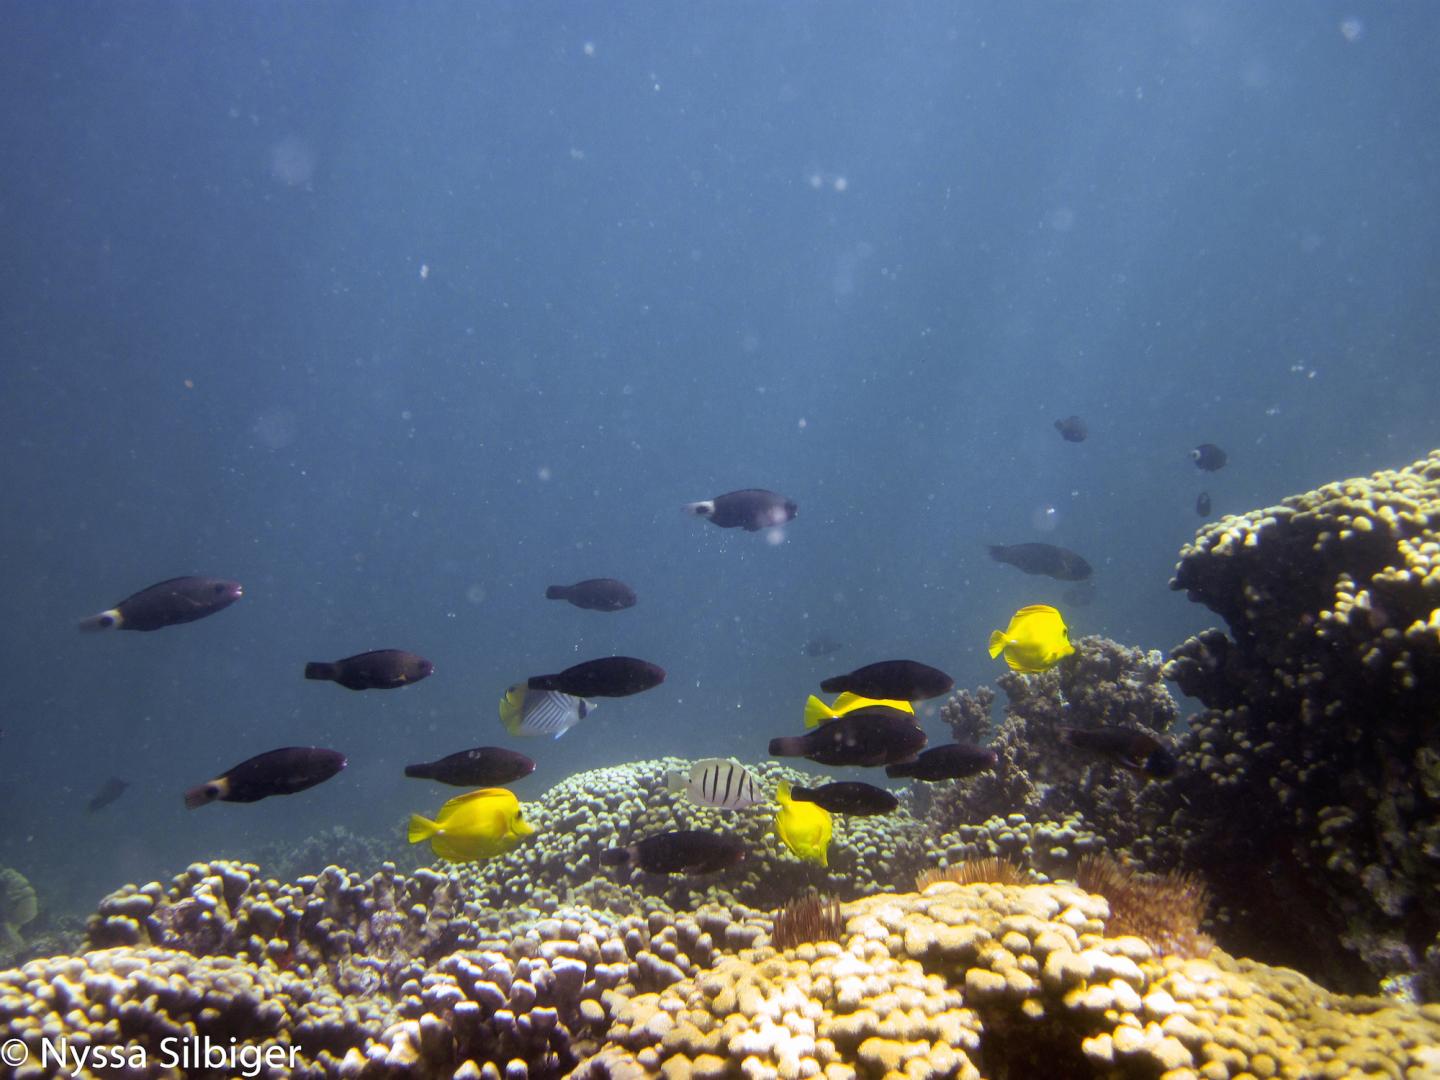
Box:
[86,776,130,813]
[600,829,747,875]
[988,543,1093,581]
[789,781,898,816]
[184,747,347,809]
[770,707,928,767]
[802,635,844,658]
[528,656,665,698]
[1191,444,1228,471]
[80,576,243,632]
[1059,726,1177,778]
[1054,415,1088,443]
[545,578,637,611]
[820,660,953,701]
[404,747,536,787]
[885,743,999,782]
[305,650,433,691]
[684,488,797,531]
[1196,492,1212,517]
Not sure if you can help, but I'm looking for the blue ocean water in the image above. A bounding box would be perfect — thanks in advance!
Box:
[1,4,1437,917]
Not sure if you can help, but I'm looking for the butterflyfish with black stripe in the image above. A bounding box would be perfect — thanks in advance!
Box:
[665,758,765,810]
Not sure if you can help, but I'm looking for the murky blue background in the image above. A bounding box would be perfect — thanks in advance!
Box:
[2,3,1437,916]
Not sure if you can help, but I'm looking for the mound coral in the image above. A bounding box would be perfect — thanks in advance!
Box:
[1162,448,1440,997]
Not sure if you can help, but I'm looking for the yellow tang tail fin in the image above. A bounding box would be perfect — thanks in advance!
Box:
[803,695,836,729]
[988,630,1008,659]
[407,814,440,845]
[776,780,793,806]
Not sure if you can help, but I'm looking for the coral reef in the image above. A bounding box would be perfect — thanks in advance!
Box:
[924,636,1180,861]
[455,759,929,911]
[574,883,1440,1079]
[0,867,37,959]
[1163,449,1440,997]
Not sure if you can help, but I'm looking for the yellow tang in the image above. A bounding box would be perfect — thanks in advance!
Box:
[803,691,915,729]
[774,780,832,866]
[408,787,535,862]
[988,604,1074,673]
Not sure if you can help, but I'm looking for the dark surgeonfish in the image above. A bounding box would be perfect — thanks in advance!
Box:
[820,660,953,701]
[79,576,243,632]
[789,781,898,816]
[305,650,433,691]
[1191,443,1228,471]
[1196,492,1212,517]
[184,746,346,809]
[545,578,637,611]
[86,776,130,813]
[600,829,747,875]
[987,543,1092,581]
[528,656,665,698]
[404,746,536,787]
[885,743,999,781]
[770,707,928,767]
[684,488,797,531]
[1059,726,1177,778]
[1054,415,1088,443]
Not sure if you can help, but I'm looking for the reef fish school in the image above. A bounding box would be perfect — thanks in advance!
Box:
[19,1034,299,1077]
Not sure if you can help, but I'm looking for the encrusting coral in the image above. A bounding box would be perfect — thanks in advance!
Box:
[1161,448,1440,997]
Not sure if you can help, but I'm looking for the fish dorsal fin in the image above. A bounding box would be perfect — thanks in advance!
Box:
[836,692,914,715]
[439,788,514,816]
[1015,604,1060,618]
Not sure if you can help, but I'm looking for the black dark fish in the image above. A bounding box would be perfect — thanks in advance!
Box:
[1196,492,1212,517]
[684,488,797,531]
[1054,415,1088,443]
[528,656,665,698]
[988,543,1093,581]
[305,650,433,691]
[86,776,130,813]
[885,743,999,781]
[770,707,928,767]
[1059,726,1177,779]
[184,746,347,809]
[404,747,536,787]
[545,578,637,612]
[1191,444,1228,471]
[79,576,243,632]
[599,829,747,875]
[819,660,953,701]
[790,781,899,816]
[802,635,844,658]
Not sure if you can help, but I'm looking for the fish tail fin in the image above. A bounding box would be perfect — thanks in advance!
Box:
[78,609,121,632]
[599,846,632,868]
[499,685,526,733]
[304,662,336,682]
[402,764,429,780]
[802,696,835,729]
[775,780,792,806]
[407,814,440,844]
[987,631,1008,659]
[769,737,805,758]
[544,585,567,600]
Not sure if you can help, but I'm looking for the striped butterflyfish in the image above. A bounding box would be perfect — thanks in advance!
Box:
[499,684,596,739]
[665,758,766,810]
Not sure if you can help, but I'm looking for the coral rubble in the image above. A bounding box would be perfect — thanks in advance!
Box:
[1163,449,1440,997]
